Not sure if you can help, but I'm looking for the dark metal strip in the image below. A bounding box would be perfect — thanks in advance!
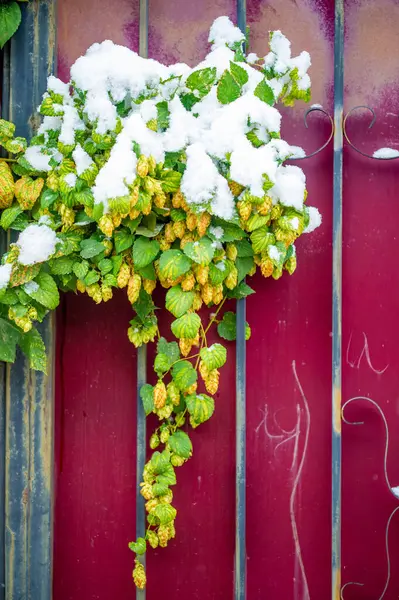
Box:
[235,4,247,600]
[136,1,149,597]
[332,1,344,598]
[3,2,57,599]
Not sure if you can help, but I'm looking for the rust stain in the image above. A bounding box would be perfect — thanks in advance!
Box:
[346,0,399,106]
[248,0,332,106]
[333,568,341,600]
[333,385,342,434]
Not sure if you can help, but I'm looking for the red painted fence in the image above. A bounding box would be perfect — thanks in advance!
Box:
[53,1,399,598]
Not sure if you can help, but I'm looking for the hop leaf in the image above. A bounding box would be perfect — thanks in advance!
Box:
[200,343,227,371]
[168,431,192,459]
[133,237,160,269]
[171,360,197,390]
[0,161,15,209]
[183,237,215,265]
[157,337,180,363]
[171,312,201,339]
[217,311,251,341]
[186,393,215,427]
[140,384,155,415]
[153,503,177,525]
[129,537,146,555]
[159,249,191,281]
[24,272,60,310]
[0,2,22,49]
[165,285,195,318]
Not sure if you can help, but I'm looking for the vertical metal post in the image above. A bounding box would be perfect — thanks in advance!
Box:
[1,3,57,599]
[235,4,247,600]
[136,1,149,598]
[332,1,344,598]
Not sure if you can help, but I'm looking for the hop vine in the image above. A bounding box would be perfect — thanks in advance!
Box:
[0,16,321,589]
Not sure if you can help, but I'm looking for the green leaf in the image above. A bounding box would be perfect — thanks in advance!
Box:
[200,343,227,371]
[214,220,245,242]
[75,188,94,208]
[235,239,253,257]
[73,260,89,280]
[1,205,22,230]
[25,272,59,309]
[154,353,171,376]
[186,393,215,427]
[151,450,171,474]
[229,61,249,86]
[156,101,170,131]
[111,255,123,277]
[246,214,269,232]
[49,256,74,275]
[84,270,100,286]
[153,503,177,525]
[171,312,201,339]
[217,311,251,341]
[137,262,156,281]
[19,327,47,373]
[157,337,180,363]
[140,383,154,415]
[133,237,160,269]
[114,229,134,254]
[128,538,146,555]
[80,238,105,259]
[133,289,155,322]
[57,231,83,256]
[92,202,104,222]
[217,70,241,104]
[159,249,191,281]
[254,79,275,106]
[0,2,21,49]
[168,430,192,459]
[227,281,255,299]
[0,317,20,362]
[171,360,197,390]
[236,256,254,282]
[160,170,182,193]
[183,237,215,265]
[186,67,217,96]
[135,223,164,238]
[165,286,194,318]
[152,482,169,497]
[250,227,275,254]
[156,463,176,486]
[209,261,229,285]
[40,188,58,209]
[98,258,113,275]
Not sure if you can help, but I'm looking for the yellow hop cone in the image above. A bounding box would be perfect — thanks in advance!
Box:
[128,326,143,347]
[103,239,113,256]
[129,208,140,220]
[237,200,252,221]
[172,190,184,208]
[158,237,170,251]
[172,220,186,239]
[76,280,86,293]
[153,381,167,409]
[160,428,170,444]
[140,482,154,501]
[171,454,185,467]
[46,171,59,191]
[143,278,156,294]
[228,180,245,197]
[260,258,274,278]
[147,531,159,549]
[148,155,157,174]
[15,316,32,333]
[127,274,142,304]
[272,267,283,280]
[248,264,257,277]
[130,186,140,208]
[201,283,214,305]
[154,192,166,208]
[168,522,176,539]
[112,213,122,228]
[285,255,297,275]
[179,338,193,357]
[28,307,37,320]
[192,293,203,311]
[167,381,180,406]
[145,498,159,513]
[137,155,149,178]
[199,360,209,381]
[102,285,113,302]
[165,222,176,243]
[213,290,223,305]
[186,382,197,395]
[196,265,209,286]
[226,243,238,261]
[98,214,114,237]
[205,369,220,395]
[0,161,15,209]
[155,404,173,420]
[61,207,75,228]
[146,118,157,131]
[157,525,169,548]
[149,433,160,449]
[180,232,194,249]
[197,212,211,237]
[186,213,198,231]
[181,272,195,291]
[258,196,273,216]
[270,204,283,220]
[117,263,130,288]
[133,560,146,590]
[225,267,238,290]
[86,283,100,299]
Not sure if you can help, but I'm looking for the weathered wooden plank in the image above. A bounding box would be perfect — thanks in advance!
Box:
[2,2,57,599]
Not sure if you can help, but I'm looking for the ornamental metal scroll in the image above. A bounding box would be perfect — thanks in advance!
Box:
[289,106,335,160]
[343,106,399,160]
[340,397,399,600]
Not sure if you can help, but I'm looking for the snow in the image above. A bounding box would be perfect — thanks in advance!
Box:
[208,16,245,49]
[64,173,77,188]
[17,224,58,266]
[391,486,399,499]
[373,147,399,159]
[0,263,12,289]
[268,245,281,261]
[47,75,70,99]
[38,116,62,136]
[215,261,226,271]
[270,165,306,210]
[247,53,259,64]
[72,144,93,175]
[24,281,39,293]
[59,105,85,146]
[24,146,52,172]
[209,226,224,239]
[290,217,300,230]
[310,103,323,109]
[230,140,277,197]
[304,206,322,233]
[38,215,52,225]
